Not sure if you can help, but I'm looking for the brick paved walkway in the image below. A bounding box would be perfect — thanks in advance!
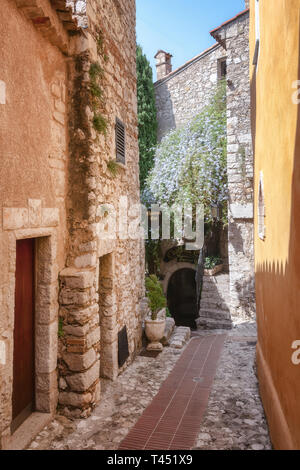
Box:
[119,334,226,450]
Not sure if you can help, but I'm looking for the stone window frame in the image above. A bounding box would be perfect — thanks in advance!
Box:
[217,57,227,81]
[7,227,59,431]
[98,251,119,381]
[258,171,266,240]
[115,117,126,166]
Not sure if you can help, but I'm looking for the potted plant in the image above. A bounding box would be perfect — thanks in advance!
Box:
[204,256,223,276]
[144,275,167,351]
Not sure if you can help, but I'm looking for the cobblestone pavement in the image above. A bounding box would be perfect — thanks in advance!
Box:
[28,320,272,450]
[193,320,272,450]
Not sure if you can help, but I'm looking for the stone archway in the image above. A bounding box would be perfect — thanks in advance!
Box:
[167,267,197,329]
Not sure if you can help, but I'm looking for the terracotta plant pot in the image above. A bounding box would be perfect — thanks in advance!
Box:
[145,312,166,351]
[204,263,223,276]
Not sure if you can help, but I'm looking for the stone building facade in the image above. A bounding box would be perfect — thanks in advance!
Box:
[154,5,255,323]
[0,0,144,448]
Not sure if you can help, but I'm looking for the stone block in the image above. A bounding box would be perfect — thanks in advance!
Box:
[42,208,59,227]
[59,287,90,306]
[65,361,100,392]
[28,199,42,227]
[35,322,58,374]
[66,336,86,353]
[62,348,96,372]
[86,327,100,349]
[67,304,98,326]
[58,391,92,408]
[59,268,95,289]
[3,208,28,230]
[230,203,253,220]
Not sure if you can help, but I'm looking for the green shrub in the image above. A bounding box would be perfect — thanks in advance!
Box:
[107,159,119,177]
[204,256,222,270]
[93,113,107,134]
[145,274,167,320]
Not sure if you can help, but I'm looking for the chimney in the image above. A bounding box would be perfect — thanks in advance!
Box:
[245,0,249,9]
[155,50,173,80]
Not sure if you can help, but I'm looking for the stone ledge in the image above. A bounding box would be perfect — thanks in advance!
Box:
[1,412,52,450]
[230,203,253,220]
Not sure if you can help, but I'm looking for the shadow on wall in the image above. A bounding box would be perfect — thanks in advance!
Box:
[156,81,176,142]
[253,17,300,450]
[235,273,256,319]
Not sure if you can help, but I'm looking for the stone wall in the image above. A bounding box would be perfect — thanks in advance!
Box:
[154,10,255,321]
[0,0,72,446]
[57,0,145,418]
[0,0,144,445]
[154,44,225,141]
[214,12,255,319]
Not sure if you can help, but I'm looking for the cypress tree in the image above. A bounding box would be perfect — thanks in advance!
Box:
[136,44,158,191]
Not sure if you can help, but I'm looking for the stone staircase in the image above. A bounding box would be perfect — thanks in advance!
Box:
[196,273,232,330]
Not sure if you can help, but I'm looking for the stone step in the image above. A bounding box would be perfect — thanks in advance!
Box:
[196,317,232,330]
[203,274,229,281]
[169,326,191,349]
[201,294,230,303]
[198,308,231,321]
[200,300,230,312]
[202,280,229,289]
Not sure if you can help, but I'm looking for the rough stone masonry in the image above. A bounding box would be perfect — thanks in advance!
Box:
[0,0,144,447]
[154,6,255,322]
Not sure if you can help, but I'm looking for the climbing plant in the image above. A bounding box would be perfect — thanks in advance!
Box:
[147,80,228,223]
[89,31,108,136]
[136,44,158,191]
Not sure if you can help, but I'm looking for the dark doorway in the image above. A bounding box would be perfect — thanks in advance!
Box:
[167,268,197,329]
[12,238,35,432]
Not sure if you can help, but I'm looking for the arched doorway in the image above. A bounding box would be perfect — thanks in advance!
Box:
[167,268,197,329]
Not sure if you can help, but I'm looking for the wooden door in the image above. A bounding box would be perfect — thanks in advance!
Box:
[12,239,35,432]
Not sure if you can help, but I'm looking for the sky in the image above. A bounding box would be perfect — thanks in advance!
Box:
[136,0,246,80]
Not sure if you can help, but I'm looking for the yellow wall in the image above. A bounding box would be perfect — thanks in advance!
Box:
[250,0,300,449]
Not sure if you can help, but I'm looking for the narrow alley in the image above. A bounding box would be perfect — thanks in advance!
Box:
[27,320,271,451]
[1,0,299,454]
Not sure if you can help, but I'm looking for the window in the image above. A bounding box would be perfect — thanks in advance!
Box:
[258,171,265,240]
[218,58,227,80]
[115,117,125,164]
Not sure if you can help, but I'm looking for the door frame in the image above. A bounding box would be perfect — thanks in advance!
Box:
[9,228,59,432]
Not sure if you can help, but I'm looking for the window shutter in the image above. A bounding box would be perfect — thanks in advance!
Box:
[115,118,125,164]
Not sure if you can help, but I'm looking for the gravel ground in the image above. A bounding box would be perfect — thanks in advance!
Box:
[28,320,272,450]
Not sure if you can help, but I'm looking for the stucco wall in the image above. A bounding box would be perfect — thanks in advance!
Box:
[250,0,300,450]
[0,0,69,441]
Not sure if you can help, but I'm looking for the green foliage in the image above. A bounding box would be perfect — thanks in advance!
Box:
[147,80,228,223]
[145,239,161,276]
[145,274,167,320]
[93,113,107,134]
[136,45,158,191]
[89,46,107,135]
[90,82,103,99]
[58,317,64,338]
[204,255,223,270]
[107,159,119,177]
[89,62,104,81]
[166,307,172,318]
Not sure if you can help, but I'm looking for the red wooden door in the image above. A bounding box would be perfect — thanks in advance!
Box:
[12,239,35,432]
